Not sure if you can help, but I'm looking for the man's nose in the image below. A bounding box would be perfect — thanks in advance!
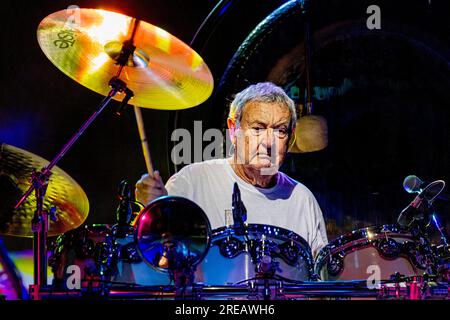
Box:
[261,128,275,149]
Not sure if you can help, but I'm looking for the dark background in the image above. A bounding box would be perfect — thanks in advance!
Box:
[1,0,449,252]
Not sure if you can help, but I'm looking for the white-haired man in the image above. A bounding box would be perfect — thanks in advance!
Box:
[135,82,328,256]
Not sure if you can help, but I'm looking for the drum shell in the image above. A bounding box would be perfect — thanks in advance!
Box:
[114,224,315,286]
[195,224,315,285]
[113,234,170,286]
[49,224,116,289]
[315,225,427,281]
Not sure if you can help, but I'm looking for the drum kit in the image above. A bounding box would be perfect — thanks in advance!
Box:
[1,8,449,300]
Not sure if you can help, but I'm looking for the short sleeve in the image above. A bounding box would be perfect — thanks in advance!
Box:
[165,167,194,200]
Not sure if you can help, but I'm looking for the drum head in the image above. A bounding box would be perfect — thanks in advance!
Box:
[135,196,211,272]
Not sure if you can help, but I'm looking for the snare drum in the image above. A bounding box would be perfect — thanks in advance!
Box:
[195,224,315,285]
[315,225,428,281]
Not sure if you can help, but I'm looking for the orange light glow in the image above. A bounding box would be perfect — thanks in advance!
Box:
[83,10,131,46]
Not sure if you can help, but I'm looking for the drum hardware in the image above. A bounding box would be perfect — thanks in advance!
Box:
[400,179,446,275]
[30,277,450,300]
[315,225,431,281]
[397,180,448,275]
[49,224,119,293]
[434,244,450,282]
[14,53,136,297]
[112,179,144,263]
[231,183,257,265]
[408,231,437,275]
[231,183,282,283]
[198,224,316,285]
[398,179,445,229]
[325,252,344,277]
[218,236,244,258]
[432,213,449,247]
[134,196,212,298]
[378,274,449,300]
[8,6,214,298]
[117,240,143,264]
[115,180,134,239]
[376,238,401,258]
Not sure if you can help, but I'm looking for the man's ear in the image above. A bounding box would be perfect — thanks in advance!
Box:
[288,126,297,149]
[227,118,237,144]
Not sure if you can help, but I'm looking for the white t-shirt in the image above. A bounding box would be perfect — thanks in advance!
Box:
[165,158,328,255]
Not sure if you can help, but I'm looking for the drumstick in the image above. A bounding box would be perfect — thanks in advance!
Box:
[133,106,154,175]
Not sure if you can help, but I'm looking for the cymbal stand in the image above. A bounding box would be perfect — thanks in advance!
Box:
[15,20,140,298]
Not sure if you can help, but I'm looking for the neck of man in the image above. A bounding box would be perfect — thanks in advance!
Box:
[227,158,278,188]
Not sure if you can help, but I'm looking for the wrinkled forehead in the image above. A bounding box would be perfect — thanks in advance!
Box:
[240,101,291,125]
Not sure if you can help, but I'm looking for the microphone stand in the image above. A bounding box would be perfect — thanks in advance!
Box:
[233,182,275,295]
[432,212,449,247]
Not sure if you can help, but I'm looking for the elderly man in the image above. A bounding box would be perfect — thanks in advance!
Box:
[135,82,328,256]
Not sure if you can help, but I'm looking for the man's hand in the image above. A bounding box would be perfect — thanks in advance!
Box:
[135,171,168,205]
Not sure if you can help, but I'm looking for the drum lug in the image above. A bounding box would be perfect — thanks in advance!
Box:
[377,238,401,259]
[119,242,143,263]
[218,236,244,258]
[327,253,344,277]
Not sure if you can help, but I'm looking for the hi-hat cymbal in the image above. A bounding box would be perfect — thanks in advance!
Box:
[37,8,214,110]
[0,144,89,237]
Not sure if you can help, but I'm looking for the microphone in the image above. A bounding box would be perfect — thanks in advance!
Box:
[403,175,427,194]
[232,183,247,231]
[398,180,446,228]
[116,180,133,238]
[397,192,428,228]
[403,175,449,201]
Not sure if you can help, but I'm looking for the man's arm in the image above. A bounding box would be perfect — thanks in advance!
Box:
[308,195,329,257]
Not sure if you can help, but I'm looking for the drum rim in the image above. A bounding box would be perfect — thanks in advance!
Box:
[314,224,424,277]
[212,223,312,250]
[211,223,316,280]
[134,195,212,273]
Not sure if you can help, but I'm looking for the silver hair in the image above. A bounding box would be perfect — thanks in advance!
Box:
[228,82,297,129]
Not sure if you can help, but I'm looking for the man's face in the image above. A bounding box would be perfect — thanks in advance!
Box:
[229,101,292,174]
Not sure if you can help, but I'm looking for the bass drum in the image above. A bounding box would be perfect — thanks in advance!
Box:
[315,225,428,281]
[195,224,316,285]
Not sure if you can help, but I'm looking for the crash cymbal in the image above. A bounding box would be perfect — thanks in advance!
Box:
[0,144,89,237]
[37,8,214,110]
